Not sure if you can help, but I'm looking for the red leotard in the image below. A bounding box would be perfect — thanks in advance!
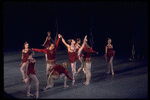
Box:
[105,46,115,58]
[68,50,78,63]
[27,58,36,75]
[44,36,52,48]
[22,51,29,63]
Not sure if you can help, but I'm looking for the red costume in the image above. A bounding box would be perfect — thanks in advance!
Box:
[44,36,52,48]
[68,51,78,63]
[22,52,29,62]
[32,38,60,64]
[83,45,97,63]
[49,64,73,80]
[104,45,115,58]
[27,58,36,75]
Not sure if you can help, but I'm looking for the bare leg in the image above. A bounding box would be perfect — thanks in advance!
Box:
[110,57,114,75]
[29,74,39,99]
[76,60,84,76]
[26,76,33,97]
[106,58,110,74]
[59,74,68,87]
[71,62,76,85]
[84,63,91,85]
[20,62,27,82]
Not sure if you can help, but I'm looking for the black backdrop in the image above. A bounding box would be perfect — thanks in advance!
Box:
[4,1,148,57]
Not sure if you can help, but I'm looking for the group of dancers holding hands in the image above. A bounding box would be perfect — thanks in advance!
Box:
[19,31,115,99]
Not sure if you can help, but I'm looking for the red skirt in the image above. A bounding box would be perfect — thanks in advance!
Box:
[27,63,36,75]
[104,50,115,58]
[68,52,78,63]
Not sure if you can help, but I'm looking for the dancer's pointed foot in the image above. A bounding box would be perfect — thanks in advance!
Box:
[72,80,75,85]
[83,81,90,85]
[23,78,28,83]
[27,93,34,97]
[105,71,110,74]
[43,85,53,91]
[35,92,39,99]
[64,85,69,88]
[112,72,114,75]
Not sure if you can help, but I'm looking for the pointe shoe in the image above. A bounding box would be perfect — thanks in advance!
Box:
[85,82,90,85]
[27,93,34,97]
[105,71,110,74]
[112,72,114,75]
[72,80,75,85]
[23,78,28,83]
[43,85,53,91]
[64,85,69,88]
[35,92,39,99]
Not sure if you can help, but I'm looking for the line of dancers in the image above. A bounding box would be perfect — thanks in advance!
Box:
[19,31,115,99]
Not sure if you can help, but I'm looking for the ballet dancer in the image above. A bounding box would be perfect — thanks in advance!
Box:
[32,34,62,86]
[43,62,73,90]
[41,31,55,61]
[61,35,87,85]
[20,41,31,83]
[25,51,39,99]
[82,42,98,85]
[104,38,115,75]
[41,31,55,48]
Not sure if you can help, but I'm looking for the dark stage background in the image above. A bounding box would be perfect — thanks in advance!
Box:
[4,1,148,58]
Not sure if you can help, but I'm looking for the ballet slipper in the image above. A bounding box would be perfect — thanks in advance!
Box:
[111,71,114,75]
[64,85,69,88]
[72,80,75,85]
[35,92,39,99]
[43,85,53,91]
[27,93,34,97]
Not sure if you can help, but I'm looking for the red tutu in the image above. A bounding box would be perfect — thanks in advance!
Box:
[68,52,78,63]
[104,48,115,58]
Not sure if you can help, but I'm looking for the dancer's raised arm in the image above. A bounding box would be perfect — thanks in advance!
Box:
[61,36,70,48]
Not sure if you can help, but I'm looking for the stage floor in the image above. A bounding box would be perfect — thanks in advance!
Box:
[4,50,148,99]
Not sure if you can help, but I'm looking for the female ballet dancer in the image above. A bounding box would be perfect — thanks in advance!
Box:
[26,51,39,99]
[20,41,31,83]
[104,38,115,75]
[61,35,87,85]
[42,31,55,48]
[41,31,55,61]
[82,42,98,85]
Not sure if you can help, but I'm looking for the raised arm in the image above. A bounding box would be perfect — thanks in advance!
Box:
[42,36,48,46]
[61,36,70,48]
[78,35,87,57]
[54,34,61,51]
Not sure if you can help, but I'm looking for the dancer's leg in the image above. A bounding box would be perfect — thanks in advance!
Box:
[84,63,91,85]
[71,62,76,85]
[76,60,84,76]
[29,74,39,99]
[20,62,27,80]
[110,57,114,75]
[26,76,33,97]
[59,73,68,87]
[106,58,110,74]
